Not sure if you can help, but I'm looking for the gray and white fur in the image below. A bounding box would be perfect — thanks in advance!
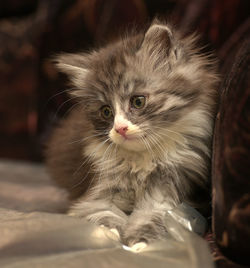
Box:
[46,21,219,246]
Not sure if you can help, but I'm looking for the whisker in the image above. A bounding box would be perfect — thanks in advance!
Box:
[146,131,166,158]
[148,126,186,145]
[73,137,111,177]
[43,88,75,111]
[152,125,184,139]
[70,163,95,189]
[68,132,109,145]
[139,134,156,162]
[96,141,116,196]
[52,96,81,121]
[60,101,81,120]
[70,137,112,190]
[106,143,116,194]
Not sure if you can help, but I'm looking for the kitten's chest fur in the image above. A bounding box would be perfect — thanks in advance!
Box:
[104,158,157,213]
[86,141,166,211]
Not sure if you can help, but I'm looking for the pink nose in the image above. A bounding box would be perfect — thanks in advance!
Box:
[115,126,128,137]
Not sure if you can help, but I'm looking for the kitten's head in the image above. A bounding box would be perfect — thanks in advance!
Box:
[55,21,218,155]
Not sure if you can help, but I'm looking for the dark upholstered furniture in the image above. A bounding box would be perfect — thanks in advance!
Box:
[212,23,250,267]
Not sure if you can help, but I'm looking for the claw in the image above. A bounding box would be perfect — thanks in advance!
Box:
[110,228,120,238]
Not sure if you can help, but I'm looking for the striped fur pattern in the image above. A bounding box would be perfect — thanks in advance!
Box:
[47,21,219,246]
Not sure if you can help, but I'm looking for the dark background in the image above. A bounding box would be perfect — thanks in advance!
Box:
[0,0,249,161]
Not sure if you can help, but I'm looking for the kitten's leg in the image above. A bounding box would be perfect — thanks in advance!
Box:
[122,190,176,246]
[68,198,128,233]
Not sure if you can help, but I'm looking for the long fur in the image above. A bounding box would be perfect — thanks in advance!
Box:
[46,21,219,246]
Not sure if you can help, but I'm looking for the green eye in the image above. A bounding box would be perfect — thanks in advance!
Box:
[101,105,113,119]
[131,95,146,109]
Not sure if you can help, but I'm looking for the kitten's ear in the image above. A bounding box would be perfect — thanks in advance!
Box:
[139,23,179,68]
[54,53,89,92]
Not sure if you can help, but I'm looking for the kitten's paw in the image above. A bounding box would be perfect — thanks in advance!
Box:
[123,235,149,247]
[99,226,121,241]
[86,211,127,231]
[122,221,167,247]
[121,227,149,246]
[130,242,148,252]
[69,208,126,235]
[122,242,147,252]
[131,242,148,252]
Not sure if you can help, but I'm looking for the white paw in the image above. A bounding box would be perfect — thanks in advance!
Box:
[122,242,147,252]
[131,242,147,252]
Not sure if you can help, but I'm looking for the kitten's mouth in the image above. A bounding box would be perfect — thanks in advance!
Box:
[121,134,146,141]
[109,128,147,152]
[122,135,137,141]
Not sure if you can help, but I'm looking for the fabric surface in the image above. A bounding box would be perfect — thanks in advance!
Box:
[0,160,214,268]
[0,208,214,268]
[0,160,69,213]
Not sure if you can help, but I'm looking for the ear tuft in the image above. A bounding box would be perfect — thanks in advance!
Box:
[139,23,179,69]
[53,53,89,88]
[141,24,173,53]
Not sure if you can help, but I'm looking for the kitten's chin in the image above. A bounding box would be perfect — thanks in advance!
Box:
[109,132,146,152]
[118,139,146,152]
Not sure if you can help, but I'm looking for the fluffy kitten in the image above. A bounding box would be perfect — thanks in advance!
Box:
[46,21,218,246]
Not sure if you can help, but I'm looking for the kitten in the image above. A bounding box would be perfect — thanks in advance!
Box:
[46,21,219,246]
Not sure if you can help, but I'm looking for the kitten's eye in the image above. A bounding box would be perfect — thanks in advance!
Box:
[100,105,113,119]
[131,96,146,109]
